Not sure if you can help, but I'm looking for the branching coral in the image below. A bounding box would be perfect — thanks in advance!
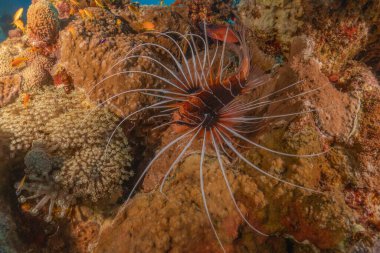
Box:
[0,87,133,221]
[27,0,60,47]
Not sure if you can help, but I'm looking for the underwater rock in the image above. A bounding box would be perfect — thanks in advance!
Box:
[286,36,359,142]
[26,0,60,47]
[0,131,25,253]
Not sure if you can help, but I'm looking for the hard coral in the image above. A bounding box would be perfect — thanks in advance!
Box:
[95,154,267,253]
[27,0,60,47]
[0,88,133,220]
[21,61,53,91]
[57,144,132,202]
[58,7,187,118]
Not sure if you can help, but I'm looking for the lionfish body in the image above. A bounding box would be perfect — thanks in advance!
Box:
[170,26,254,136]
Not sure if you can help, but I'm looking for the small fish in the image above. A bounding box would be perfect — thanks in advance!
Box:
[16,175,27,194]
[171,0,183,6]
[21,203,31,212]
[78,9,86,19]
[160,0,164,6]
[204,24,239,43]
[69,7,76,16]
[13,19,25,32]
[128,4,140,16]
[142,21,155,31]
[28,47,40,53]
[67,26,77,36]
[13,8,24,22]
[116,18,122,26]
[23,93,31,108]
[94,0,106,8]
[11,57,29,67]
[83,9,95,20]
[98,38,107,44]
[70,0,80,6]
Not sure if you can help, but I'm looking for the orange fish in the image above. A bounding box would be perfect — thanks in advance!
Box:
[142,21,155,31]
[70,0,80,6]
[78,9,86,19]
[67,26,77,36]
[16,175,27,194]
[13,8,24,22]
[127,4,140,16]
[83,9,95,20]
[116,18,122,26]
[13,19,25,32]
[204,24,239,43]
[23,93,31,108]
[94,0,106,8]
[21,203,31,212]
[28,47,40,53]
[11,57,28,67]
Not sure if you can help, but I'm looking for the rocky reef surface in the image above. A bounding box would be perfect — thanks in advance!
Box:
[0,0,379,252]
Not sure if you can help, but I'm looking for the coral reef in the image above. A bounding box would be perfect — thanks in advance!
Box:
[26,0,60,47]
[57,6,189,118]
[0,38,57,107]
[238,0,379,75]
[94,8,379,252]
[95,153,267,253]
[0,88,133,221]
[0,0,379,252]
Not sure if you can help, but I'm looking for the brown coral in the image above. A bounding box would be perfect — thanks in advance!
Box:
[26,0,60,47]
[95,154,267,253]
[21,61,53,91]
[58,7,189,118]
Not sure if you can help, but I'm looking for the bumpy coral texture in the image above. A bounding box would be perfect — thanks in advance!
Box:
[95,153,267,253]
[27,0,60,47]
[21,61,53,91]
[0,88,133,221]
[58,7,189,118]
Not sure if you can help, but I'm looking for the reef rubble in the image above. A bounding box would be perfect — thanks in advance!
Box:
[0,0,379,252]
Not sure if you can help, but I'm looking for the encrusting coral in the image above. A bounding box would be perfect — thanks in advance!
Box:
[0,87,133,221]
[26,0,60,47]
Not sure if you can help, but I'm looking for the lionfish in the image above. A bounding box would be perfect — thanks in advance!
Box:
[90,23,325,251]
